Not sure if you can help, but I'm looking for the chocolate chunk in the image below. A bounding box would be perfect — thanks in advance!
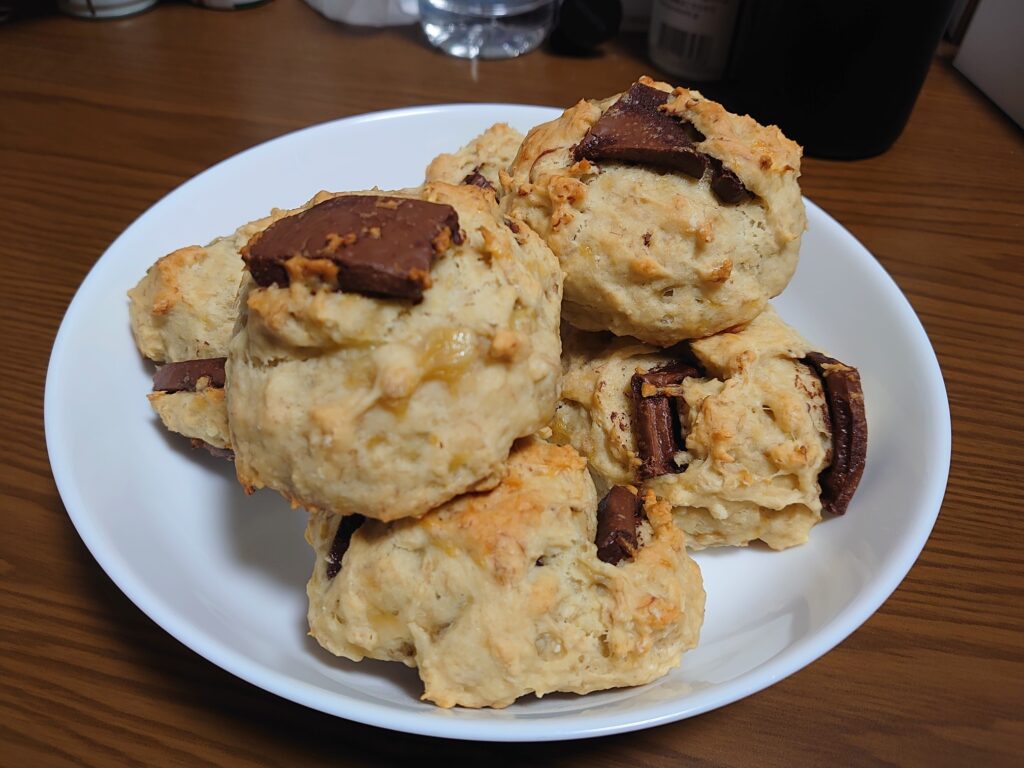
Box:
[802,352,868,516]
[631,360,702,480]
[574,82,708,180]
[189,438,234,461]
[574,82,754,205]
[461,167,496,193]
[633,393,677,479]
[325,514,365,579]
[596,486,643,565]
[242,195,463,301]
[708,157,754,205]
[152,357,226,393]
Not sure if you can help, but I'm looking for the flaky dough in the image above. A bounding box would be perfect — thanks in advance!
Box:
[306,440,705,708]
[147,386,231,451]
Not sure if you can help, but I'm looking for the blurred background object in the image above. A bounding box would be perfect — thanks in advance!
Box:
[548,0,622,55]
[418,0,558,59]
[305,0,417,26]
[620,0,651,31]
[0,0,55,22]
[57,0,156,17]
[647,0,958,159]
[24,0,1004,158]
[953,0,1023,128]
[648,0,739,82]
[192,0,273,9]
[944,0,980,44]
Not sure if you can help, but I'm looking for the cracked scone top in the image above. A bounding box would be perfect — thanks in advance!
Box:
[305,439,705,708]
[554,308,837,550]
[504,77,806,345]
[226,182,563,522]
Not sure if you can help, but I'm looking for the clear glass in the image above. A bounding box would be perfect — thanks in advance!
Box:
[419,0,558,59]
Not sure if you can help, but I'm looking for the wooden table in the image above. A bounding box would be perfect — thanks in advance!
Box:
[2,2,1021,765]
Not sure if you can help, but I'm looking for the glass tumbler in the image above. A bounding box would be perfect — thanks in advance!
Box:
[419,0,559,59]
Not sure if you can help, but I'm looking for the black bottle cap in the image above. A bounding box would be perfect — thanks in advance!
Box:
[550,0,623,54]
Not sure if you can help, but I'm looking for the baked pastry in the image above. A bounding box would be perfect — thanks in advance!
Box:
[128,191,336,363]
[306,439,705,708]
[554,307,867,549]
[424,122,524,198]
[148,358,232,457]
[504,77,806,344]
[130,192,339,454]
[226,182,563,522]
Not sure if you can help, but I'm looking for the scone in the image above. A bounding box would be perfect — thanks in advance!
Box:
[128,190,337,363]
[554,307,867,550]
[148,358,232,457]
[306,439,705,708]
[424,122,524,197]
[227,182,563,521]
[504,77,806,344]
[130,191,339,454]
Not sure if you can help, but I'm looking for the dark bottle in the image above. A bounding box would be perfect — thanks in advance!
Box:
[652,0,956,159]
[549,0,623,54]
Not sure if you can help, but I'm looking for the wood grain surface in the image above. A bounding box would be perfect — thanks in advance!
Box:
[1,2,1022,765]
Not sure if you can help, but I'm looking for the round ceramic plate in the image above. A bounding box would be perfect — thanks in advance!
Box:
[45,105,950,742]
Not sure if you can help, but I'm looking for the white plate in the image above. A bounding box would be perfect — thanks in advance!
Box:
[45,105,950,742]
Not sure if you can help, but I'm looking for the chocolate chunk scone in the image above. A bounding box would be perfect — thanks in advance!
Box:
[424,122,525,198]
[129,191,342,454]
[148,357,232,457]
[504,77,806,345]
[554,308,867,550]
[227,182,563,522]
[128,190,338,364]
[306,440,705,708]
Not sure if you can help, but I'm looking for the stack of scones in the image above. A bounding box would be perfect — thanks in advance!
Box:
[128,78,866,708]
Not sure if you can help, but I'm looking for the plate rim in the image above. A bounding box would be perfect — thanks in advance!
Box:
[44,103,952,742]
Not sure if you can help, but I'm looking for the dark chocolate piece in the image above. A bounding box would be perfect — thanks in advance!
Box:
[461,167,496,193]
[802,352,868,516]
[189,438,235,461]
[242,195,463,301]
[325,514,365,579]
[631,360,702,480]
[152,357,226,393]
[708,157,754,205]
[596,485,642,565]
[573,82,754,205]
[574,82,708,180]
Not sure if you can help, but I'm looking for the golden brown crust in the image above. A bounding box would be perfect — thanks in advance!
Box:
[504,79,806,344]
[664,86,802,198]
[424,123,525,198]
[306,440,705,708]
[128,190,339,364]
